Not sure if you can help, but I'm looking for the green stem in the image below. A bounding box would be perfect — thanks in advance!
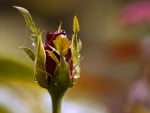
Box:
[48,90,66,113]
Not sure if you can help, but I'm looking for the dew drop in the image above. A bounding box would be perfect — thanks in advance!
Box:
[32,42,35,47]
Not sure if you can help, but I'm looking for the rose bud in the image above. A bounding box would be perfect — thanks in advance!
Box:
[15,6,82,113]
[44,30,74,89]
[44,30,69,75]
[14,6,81,91]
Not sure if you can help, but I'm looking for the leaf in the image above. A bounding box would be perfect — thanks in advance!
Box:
[46,50,59,64]
[20,47,35,61]
[0,104,13,113]
[53,35,71,55]
[73,16,80,33]
[0,57,33,81]
[13,6,38,34]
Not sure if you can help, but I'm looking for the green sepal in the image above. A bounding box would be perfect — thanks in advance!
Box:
[46,50,59,64]
[71,35,81,65]
[72,16,81,51]
[49,55,71,91]
[14,6,39,35]
[73,16,80,34]
[14,6,48,88]
[77,38,82,52]
[34,33,49,88]
[71,16,82,82]
[20,47,35,61]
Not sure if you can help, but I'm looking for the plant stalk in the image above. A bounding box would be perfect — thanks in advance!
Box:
[48,89,66,113]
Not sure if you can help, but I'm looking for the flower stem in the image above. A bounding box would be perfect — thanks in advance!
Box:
[48,89,66,113]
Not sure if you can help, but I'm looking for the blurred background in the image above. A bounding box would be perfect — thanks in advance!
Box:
[1,0,150,113]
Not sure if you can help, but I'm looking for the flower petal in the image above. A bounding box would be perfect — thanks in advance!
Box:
[53,35,71,55]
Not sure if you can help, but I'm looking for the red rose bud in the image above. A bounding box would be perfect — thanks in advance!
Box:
[15,6,81,90]
[15,7,82,113]
[44,30,75,89]
[44,30,66,76]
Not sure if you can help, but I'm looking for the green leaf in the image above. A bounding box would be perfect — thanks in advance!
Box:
[0,104,13,113]
[20,47,35,61]
[46,50,59,64]
[0,56,33,81]
[73,16,80,34]
[13,6,38,34]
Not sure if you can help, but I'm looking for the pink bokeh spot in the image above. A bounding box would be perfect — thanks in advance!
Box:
[119,1,150,26]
